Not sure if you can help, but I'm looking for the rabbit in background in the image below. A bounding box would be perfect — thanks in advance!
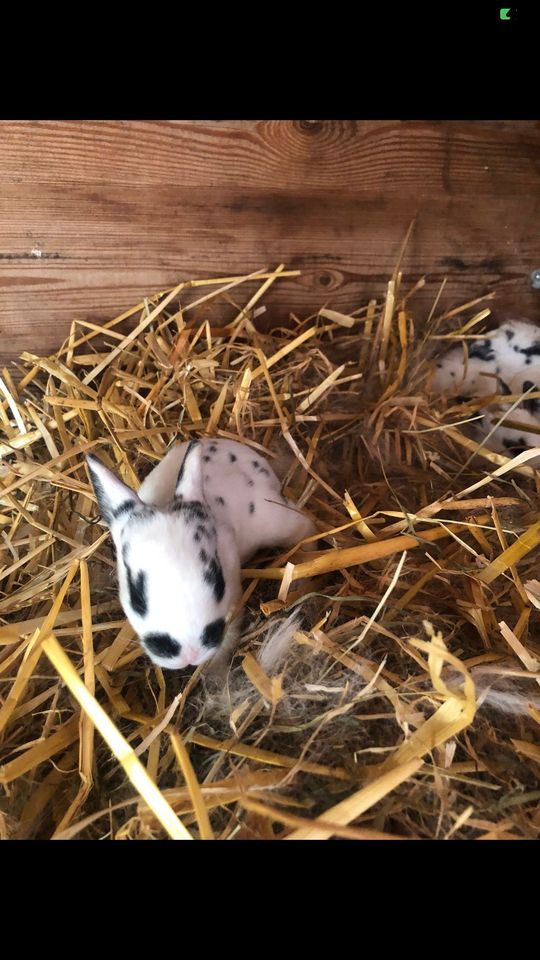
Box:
[430,318,540,458]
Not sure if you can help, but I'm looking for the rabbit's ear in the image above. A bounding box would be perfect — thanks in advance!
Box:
[175,440,204,501]
[86,454,141,527]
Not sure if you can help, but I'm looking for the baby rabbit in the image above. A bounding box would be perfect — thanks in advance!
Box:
[86,438,316,671]
[430,318,540,457]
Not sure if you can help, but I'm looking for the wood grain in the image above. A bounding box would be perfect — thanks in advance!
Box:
[1,120,540,367]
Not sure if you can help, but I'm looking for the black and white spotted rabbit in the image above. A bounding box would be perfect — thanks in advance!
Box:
[430,319,540,458]
[86,439,316,671]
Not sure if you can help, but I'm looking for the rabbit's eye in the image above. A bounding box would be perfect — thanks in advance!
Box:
[122,546,148,617]
[201,618,225,649]
[203,557,225,603]
[143,634,181,659]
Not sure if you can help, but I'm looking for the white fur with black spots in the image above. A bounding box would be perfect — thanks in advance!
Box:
[430,319,540,461]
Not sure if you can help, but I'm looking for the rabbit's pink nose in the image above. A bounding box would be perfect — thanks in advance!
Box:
[182,646,199,665]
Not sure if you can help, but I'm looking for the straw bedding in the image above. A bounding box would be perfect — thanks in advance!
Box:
[0,262,539,841]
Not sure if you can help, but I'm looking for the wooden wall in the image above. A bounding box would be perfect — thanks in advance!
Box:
[1,119,539,367]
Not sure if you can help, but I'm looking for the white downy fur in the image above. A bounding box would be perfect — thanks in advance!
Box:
[430,318,540,461]
[86,439,316,672]
[448,668,540,717]
[203,608,540,720]
[254,615,540,720]
[257,609,303,673]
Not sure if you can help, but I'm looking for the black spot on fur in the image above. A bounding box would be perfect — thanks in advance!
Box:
[252,460,260,470]
[143,633,181,659]
[249,502,255,514]
[503,437,529,455]
[229,452,237,462]
[506,329,515,341]
[204,557,225,602]
[215,496,225,506]
[194,530,202,542]
[170,499,208,522]
[209,444,217,453]
[247,479,254,487]
[201,617,225,649]
[259,468,270,477]
[123,550,147,617]
[498,378,512,395]
[129,570,147,616]
[436,363,443,369]
[469,339,495,362]
[181,501,209,522]
[526,357,532,365]
[112,499,136,520]
[522,381,540,415]
[200,548,208,563]
[520,343,540,358]
[175,439,200,490]
[203,455,211,463]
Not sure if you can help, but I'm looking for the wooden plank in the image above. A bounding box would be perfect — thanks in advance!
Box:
[1,120,539,367]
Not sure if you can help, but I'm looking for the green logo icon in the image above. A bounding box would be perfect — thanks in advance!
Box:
[499,7,511,18]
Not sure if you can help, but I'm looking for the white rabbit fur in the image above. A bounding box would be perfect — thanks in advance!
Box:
[86,438,316,672]
[430,319,540,459]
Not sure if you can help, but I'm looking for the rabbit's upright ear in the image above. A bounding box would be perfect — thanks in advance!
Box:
[86,454,142,527]
[175,440,204,501]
